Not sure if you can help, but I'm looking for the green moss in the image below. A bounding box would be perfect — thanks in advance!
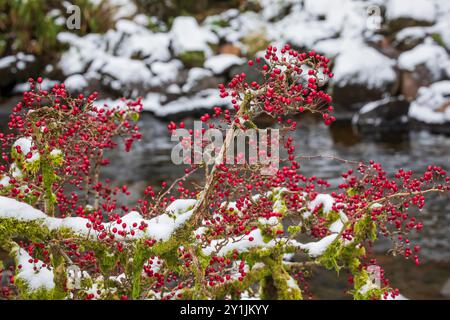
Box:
[431,33,447,49]
[178,51,206,68]
[259,255,302,300]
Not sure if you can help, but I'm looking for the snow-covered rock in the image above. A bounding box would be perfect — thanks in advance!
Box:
[142,89,230,117]
[386,0,437,24]
[64,74,89,92]
[386,0,437,33]
[398,39,450,81]
[204,54,245,74]
[182,67,221,93]
[409,80,450,124]
[353,97,410,127]
[330,41,398,111]
[333,41,397,89]
[170,16,218,57]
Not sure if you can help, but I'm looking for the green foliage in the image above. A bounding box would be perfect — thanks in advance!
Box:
[0,0,119,58]
[0,0,62,56]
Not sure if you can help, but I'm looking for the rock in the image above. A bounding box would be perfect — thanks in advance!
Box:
[400,68,428,101]
[393,27,428,52]
[229,59,266,84]
[241,32,271,58]
[170,16,218,61]
[95,55,153,94]
[142,88,230,118]
[397,40,450,101]
[251,112,276,128]
[0,53,45,96]
[64,74,89,93]
[204,54,245,75]
[219,43,242,56]
[398,40,450,83]
[386,0,437,33]
[330,42,399,113]
[409,80,450,126]
[352,96,410,128]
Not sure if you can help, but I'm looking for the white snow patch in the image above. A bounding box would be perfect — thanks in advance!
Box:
[332,41,397,89]
[409,80,450,124]
[204,54,245,74]
[398,39,449,81]
[14,247,54,291]
[64,74,88,91]
[298,234,338,257]
[170,16,217,57]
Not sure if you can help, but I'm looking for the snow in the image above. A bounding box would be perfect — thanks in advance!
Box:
[142,89,230,117]
[0,196,197,241]
[308,194,335,214]
[14,247,55,291]
[57,33,100,76]
[13,137,33,155]
[287,276,300,292]
[203,228,276,256]
[115,20,171,62]
[64,74,88,91]
[386,0,437,23]
[332,41,397,89]
[92,55,152,89]
[0,176,10,187]
[170,16,218,57]
[204,54,245,74]
[383,293,409,300]
[398,39,449,80]
[298,234,339,257]
[182,67,214,92]
[149,60,183,86]
[395,26,429,43]
[0,55,16,69]
[89,0,137,20]
[409,80,450,124]
[359,97,393,115]
[0,196,47,220]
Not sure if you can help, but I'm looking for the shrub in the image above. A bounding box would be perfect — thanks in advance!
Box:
[0,45,449,300]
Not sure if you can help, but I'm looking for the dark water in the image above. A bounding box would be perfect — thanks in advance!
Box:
[1,101,449,299]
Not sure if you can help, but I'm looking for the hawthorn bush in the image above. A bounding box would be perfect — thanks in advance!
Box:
[0,45,449,300]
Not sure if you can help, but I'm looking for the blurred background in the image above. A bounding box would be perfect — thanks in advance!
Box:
[0,0,449,299]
